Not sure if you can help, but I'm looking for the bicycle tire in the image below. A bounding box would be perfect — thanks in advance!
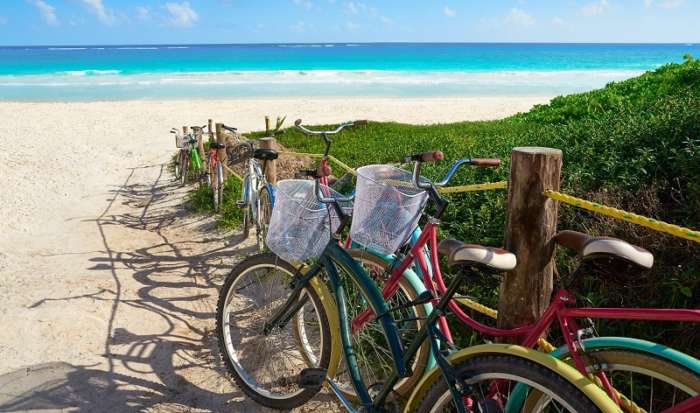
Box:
[546,347,700,412]
[174,152,182,180]
[216,253,332,409]
[414,353,603,413]
[256,186,272,251]
[180,151,189,186]
[216,162,224,212]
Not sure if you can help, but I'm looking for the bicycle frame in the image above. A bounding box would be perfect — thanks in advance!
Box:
[351,220,700,412]
[264,238,472,412]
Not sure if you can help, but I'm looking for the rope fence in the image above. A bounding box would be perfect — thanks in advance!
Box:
[276,150,700,244]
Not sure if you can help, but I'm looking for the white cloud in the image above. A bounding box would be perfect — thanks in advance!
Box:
[659,0,685,8]
[552,16,565,27]
[443,5,456,17]
[345,1,366,15]
[290,20,307,32]
[345,21,360,31]
[505,8,535,27]
[644,0,653,7]
[293,0,312,10]
[136,6,150,20]
[80,0,115,25]
[380,15,393,26]
[581,0,610,16]
[28,0,59,26]
[164,2,198,27]
[0,16,7,25]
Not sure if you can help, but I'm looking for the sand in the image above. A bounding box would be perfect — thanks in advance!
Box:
[0,96,550,412]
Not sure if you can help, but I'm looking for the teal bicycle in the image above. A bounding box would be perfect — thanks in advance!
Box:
[215,151,619,412]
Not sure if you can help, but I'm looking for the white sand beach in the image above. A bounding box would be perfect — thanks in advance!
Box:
[0,96,550,412]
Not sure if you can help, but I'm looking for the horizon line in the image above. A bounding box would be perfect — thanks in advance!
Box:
[1,41,697,48]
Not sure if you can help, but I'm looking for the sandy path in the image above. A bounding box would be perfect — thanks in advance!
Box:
[0,97,547,411]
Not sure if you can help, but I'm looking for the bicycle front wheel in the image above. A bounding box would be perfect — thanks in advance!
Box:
[414,353,604,413]
[180,151,189,186]
[216,253,332,409]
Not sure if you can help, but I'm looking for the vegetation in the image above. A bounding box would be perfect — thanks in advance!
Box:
[187,57,700,355]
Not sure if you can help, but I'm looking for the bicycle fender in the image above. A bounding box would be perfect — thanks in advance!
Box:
[402,344,621,413]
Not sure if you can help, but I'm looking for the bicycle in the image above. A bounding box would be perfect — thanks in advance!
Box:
[222,124,279,249]
[215,150,620,412]
[170,126,205,187]
[340,154,700,412]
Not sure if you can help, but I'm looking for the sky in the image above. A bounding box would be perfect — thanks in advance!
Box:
[0,0,698,46]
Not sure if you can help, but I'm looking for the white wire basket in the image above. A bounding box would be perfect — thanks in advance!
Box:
[266,179,352,263]
[175,133,187,149]
[350,165,427,255]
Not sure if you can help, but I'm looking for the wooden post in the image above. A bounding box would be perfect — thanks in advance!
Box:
[215,123,228,177]
[498,147,562,336]
[208,119,214,142]
[259,137,277,184]
[182,126,189,135]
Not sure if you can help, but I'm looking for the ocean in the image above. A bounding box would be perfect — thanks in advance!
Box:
[0,43,698,101]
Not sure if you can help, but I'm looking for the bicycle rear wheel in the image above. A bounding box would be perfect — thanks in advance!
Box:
[257,185,273,250]
[216,253,332,409]
[414,353,603,413]
[551,347,700,412]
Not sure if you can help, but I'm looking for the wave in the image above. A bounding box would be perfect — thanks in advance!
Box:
[115,47,159,50]
[59,70,122,76]
[48,47,88,51]
[0,69,644,100]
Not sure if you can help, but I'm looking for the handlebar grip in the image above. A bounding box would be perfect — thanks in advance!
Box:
[405,151,444,163]
[294,119,303,127]
[354,120,368,126]
[471,158,501,167]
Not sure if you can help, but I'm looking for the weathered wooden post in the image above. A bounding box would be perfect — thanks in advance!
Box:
[498,147,562,335]
[215,123,228,177]
[207,119,214,142]
[259,137,277,184]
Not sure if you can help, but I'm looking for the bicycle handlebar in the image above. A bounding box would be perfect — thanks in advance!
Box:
[408,152,501,189]
[294,119,367,136]
[221,124,238,134]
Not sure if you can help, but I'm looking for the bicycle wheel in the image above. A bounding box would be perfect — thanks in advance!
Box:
[330,249,431,406]
[216,253,332,409]
[174,151,182,180]
[414,353,604,413]
[216,161,224,212]
[242,203,252,239]
[257,186,273,250]
[547,347,700,412]
[180,151,189,186]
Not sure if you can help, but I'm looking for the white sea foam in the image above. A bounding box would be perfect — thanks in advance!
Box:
[0,69,644,99]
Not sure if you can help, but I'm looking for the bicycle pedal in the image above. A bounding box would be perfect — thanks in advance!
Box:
[298,368,327,388]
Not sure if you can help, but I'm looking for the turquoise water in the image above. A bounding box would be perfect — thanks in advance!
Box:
[0,43,697,100]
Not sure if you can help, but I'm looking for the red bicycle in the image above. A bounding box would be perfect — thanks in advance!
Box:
[346,151,700,413]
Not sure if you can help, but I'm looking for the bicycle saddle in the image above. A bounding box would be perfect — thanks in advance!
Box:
[253,148,278,161]
[210,142,226,150]
[553,230,653,269]
[438,240,517,272]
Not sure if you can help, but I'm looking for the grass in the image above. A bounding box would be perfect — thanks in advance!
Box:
[184,57,700,356]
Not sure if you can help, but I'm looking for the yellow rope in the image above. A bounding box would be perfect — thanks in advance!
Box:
[454,297,499,319]
[222,163,243,182]
[439,181,508,193]
[544,190,700,244]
